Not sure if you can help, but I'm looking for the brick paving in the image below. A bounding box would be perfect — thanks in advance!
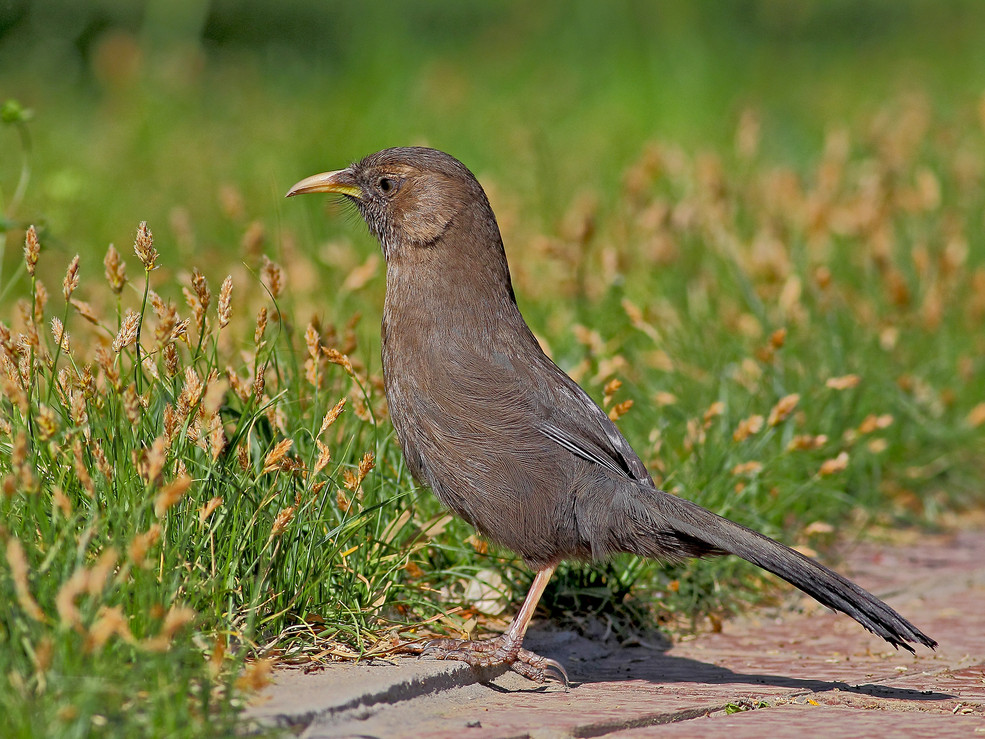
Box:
[246,527,985,737]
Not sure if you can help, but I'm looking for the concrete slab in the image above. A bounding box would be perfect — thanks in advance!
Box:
[244,527,985,738]
[245,657,508,732]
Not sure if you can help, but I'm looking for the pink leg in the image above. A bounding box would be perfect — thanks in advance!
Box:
[400,566,568,686]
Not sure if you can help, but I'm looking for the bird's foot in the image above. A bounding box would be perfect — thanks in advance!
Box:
[399,635,569,687]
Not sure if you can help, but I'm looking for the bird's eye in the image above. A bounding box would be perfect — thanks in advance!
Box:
[378,177,393,193]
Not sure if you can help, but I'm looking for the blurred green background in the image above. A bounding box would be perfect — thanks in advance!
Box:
[3,0,985,261]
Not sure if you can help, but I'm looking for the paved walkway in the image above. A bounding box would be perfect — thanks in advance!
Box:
[246,527,985,738]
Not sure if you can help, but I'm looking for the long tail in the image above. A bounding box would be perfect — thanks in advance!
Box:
[630,489,937,652]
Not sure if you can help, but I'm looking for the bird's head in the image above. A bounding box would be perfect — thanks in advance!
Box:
[287,147,494,262]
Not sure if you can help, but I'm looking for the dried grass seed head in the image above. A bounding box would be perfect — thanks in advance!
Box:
[319,398,346,435]
[134,221,158,271]
[154,474,192,517]
[62,255,80,301]
[261,255,284,299]
[104,243,127,293]
[767,393,800,427]
[191,268,211,313]
[113,309,141,353]
[218,275,233,328]
[50,317,70,354]
[254,306,268,346]
[6,537,46,623]
[24,226,40,276]
[71,298,100,325]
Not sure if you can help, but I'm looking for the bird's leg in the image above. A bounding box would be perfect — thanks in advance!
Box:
[401,566,568,686]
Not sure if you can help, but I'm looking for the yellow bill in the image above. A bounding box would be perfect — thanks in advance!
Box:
[286,169,362,199]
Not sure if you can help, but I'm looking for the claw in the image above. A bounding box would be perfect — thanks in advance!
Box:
[542,659,570,690]
[510,648,569,688]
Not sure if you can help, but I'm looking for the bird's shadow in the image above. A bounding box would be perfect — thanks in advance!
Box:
[507,629,954,702]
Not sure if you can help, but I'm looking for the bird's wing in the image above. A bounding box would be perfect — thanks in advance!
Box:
[534,361,653,486]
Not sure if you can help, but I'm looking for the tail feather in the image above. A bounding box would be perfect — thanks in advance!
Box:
[639,491,937,652]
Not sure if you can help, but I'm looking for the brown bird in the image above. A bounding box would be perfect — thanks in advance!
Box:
[287,147,936,684]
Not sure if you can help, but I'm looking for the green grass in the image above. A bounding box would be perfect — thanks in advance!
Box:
[2,1,985,735]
